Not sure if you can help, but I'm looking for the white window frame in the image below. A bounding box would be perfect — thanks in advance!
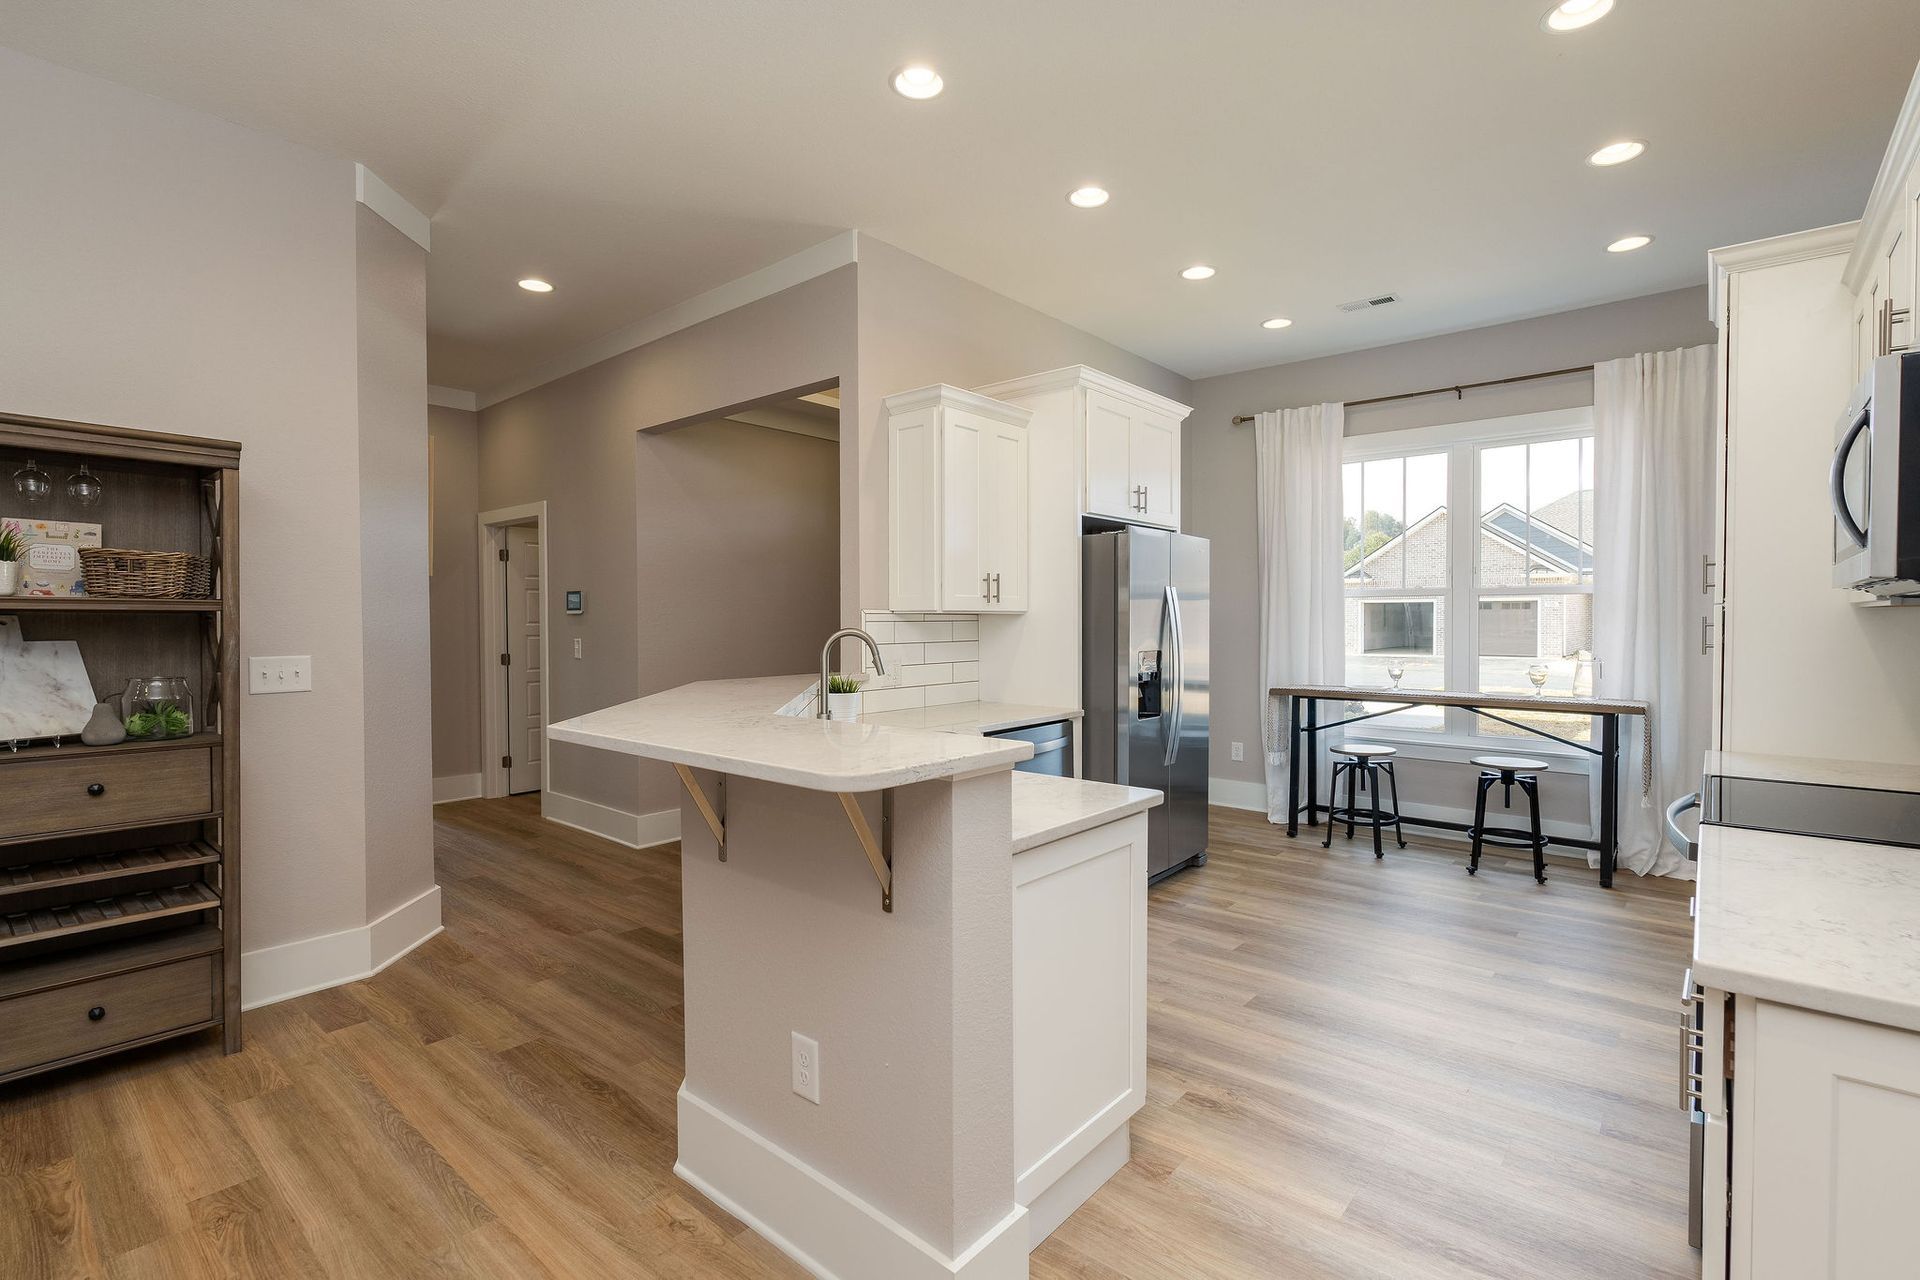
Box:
[1341,407,1595,764]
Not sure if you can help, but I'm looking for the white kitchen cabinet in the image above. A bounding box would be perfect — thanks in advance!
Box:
[886,383,1031,614]
[1843,74,1919,369]
[1738,1001,1920,1278]
[1083,386,1182,528]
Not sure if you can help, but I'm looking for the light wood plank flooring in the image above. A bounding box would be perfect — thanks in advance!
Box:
[2,796,1696,1279]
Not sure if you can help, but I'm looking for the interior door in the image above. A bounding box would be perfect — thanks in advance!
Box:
[1130,412,1179,528]
[983,419,1028,611]
[940,410,992,611]
[1083,390,1134,520]
[505,524,543,795]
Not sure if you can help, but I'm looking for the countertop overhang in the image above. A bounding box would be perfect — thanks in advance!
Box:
[547,675,1032,792]
[1010,773,1160,853]
[1694,823,1920,1033]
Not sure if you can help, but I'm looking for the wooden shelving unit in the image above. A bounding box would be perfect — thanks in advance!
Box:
[0,412,240,1084]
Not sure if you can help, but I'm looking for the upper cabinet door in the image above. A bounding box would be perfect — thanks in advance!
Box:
[1888,214,1911,354]
[1129,410,1180,529]
[939,410,994,612]
[1083,390,1134,521]
[982,418,1029,611]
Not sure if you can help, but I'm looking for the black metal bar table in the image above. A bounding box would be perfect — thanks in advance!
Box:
[1275,684,1648,888]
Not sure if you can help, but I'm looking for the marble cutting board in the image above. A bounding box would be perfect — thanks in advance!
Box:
[0,615,95,742]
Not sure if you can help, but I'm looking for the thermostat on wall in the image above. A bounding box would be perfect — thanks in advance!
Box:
[565,590,585,615]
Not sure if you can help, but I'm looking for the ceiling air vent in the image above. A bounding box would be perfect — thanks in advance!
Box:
[1337,293,1399,313]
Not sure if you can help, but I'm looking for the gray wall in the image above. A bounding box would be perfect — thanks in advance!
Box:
[1186,286,1718,819]
[0,47,394,952]
[355,205,435,922]
[429,405,483,781]
[853,237,1194,609]
[478,266,856,818]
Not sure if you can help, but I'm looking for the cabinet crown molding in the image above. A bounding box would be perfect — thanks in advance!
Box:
[1843,60,1920,294]
[973,365,1193,421]
[1707,222,1859,324]
[880,382,1033,426]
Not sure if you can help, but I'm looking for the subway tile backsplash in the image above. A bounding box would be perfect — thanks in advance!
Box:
[857,610,981,710]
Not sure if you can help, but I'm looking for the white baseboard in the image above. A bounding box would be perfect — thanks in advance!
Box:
[1207,776,1269,812]
[541,790,679,850]
[1024,1123,1129,1249]
[432,773,483,804]
[675,1086,1028,1280]
[242,884,442,1010]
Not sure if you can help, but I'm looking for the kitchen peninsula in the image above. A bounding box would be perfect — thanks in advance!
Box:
[548,675,1159,1280]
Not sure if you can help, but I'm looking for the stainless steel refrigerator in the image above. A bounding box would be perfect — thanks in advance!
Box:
[1082,527,1210,880]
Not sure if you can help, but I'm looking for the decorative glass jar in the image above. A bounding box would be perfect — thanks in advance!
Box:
[123,676,194,739]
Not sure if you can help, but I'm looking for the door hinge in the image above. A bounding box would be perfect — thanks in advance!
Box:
[502,754,513,769]
[500,652,511,666]
[498,547,509,562]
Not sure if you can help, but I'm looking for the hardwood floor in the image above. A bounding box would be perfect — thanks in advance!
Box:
[1,796,1697,1280]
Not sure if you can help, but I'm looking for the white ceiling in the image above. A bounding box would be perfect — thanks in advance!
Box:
[5,1,1916,391]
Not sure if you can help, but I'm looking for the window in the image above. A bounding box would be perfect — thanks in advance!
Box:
[1341,409,1597,743]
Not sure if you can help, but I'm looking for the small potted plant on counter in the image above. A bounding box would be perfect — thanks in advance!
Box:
[0,521,21,596]
[827,673,865,722]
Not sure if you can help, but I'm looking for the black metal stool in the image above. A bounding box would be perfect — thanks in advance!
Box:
[1467,755,1549,883]
[1322,743,1407,859]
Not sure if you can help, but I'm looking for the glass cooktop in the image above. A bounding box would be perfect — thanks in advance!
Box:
[1703,775,1920,850]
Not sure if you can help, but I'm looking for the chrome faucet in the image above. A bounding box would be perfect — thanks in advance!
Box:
[819,628,887,719]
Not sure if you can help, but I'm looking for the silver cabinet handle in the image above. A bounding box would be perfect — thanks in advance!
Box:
[1700,615,1713,655]
[982,572,992,601]
[1701,555,1715,595]
[991,572,1001,603]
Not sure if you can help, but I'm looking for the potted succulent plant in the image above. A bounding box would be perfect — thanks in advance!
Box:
[0,520,22,596]
[826,673,865,722]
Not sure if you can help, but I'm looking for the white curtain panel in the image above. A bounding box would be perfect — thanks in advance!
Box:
[1256,403,1347,823]
[1594,344,1717,877]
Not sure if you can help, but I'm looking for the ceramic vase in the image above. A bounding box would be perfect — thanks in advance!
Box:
[827,691,862,722]
[80,701,127,746]
[0,561,17,596]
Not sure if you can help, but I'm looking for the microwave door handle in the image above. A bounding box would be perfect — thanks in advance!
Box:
[1831,413,1871,549]
[1163,584,1183,767]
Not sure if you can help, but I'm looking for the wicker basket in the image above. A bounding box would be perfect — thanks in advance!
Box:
[78,548,212,599]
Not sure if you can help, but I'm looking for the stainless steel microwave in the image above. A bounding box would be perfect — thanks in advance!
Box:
[1832,351,1920,598]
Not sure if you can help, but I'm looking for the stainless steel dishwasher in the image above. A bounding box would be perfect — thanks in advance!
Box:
[986,720,1074,776]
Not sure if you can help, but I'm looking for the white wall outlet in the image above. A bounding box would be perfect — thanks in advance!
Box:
[248,656,313,694]
[791,1031,821,1104]
[1231,741,1245,762]
[573,638,582,659]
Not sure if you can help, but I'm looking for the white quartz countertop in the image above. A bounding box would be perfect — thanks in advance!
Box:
[861,700,1081,736]
[1693,823,1920,1033]
[1010,773,1161,854]
[1705,749,1920,793]
[548,675,1030,792]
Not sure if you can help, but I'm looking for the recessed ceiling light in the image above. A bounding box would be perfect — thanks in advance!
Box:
[1587,139,1646,167]
[1067,186,1110,209]
[891,65,943,100]
[1261,317,1293,330]
[1542,0,1613,31]
[518,278,554,293]
[1606,234,1653,253]
[1181,265,1216,281]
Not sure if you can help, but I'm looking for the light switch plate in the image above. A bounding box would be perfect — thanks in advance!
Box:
[248,655,313,694]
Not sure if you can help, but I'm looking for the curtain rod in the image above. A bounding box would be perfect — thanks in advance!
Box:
[1230,363,1595,424]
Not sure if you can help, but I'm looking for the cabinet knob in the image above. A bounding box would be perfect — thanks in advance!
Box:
[87,1006,106,1022]
[86,782,105,797]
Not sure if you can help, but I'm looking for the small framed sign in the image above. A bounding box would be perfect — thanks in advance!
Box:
[564,590,585,615]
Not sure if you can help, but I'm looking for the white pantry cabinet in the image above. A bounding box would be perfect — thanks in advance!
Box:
[886,383,1031,614]
[1730,1000,1920,1278]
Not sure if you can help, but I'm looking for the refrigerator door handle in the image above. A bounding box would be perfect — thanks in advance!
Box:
[1163,584,1183,766]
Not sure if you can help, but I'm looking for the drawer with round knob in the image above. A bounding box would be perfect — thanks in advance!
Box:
[0,745,214,842]
[0,954,218,1077]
